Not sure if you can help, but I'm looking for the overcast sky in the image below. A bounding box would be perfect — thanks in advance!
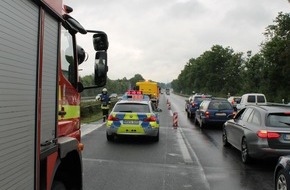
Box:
[64,0,290,83]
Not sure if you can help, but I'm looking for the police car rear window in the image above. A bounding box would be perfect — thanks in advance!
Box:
[113,103,150,113]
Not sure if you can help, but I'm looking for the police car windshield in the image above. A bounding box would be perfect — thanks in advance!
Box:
[113,103,150,113]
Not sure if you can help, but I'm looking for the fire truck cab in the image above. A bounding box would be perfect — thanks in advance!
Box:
[0,0,108,189]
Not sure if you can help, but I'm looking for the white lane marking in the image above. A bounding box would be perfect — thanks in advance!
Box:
[178,126,211,190]
[81,122,104,137]
[169,110,173,117]
[168,101,210,189]
[176,128,193,164]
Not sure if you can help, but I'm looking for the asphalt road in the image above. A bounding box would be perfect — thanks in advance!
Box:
[80,93,277,190]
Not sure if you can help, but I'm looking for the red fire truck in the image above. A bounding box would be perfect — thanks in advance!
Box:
[0,0,108,189]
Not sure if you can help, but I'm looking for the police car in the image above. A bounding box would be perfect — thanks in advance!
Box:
[106,91,160,142]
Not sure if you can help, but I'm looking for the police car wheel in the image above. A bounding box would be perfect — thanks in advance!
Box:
[106,132,114,141]
[152,131,159,142]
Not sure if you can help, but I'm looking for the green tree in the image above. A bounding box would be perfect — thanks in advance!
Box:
[241,53,265,93]
[260,12,290,102]
[130,74,145,88]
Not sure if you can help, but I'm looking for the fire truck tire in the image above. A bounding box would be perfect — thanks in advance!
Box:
[51,180,66,190]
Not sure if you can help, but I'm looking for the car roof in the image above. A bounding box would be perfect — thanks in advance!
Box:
[248,104,290,113]
[212,97,227,100]
[228,96,241,99]
[205,99,230,103]
[194,94,211,97]
[117,99,150,104]
[242,93,265,96]
[191,95,212,99]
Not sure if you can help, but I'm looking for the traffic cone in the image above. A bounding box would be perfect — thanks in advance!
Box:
[173,112,178,128]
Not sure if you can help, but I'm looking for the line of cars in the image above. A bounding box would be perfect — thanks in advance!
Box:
[185,94,235,129]
[223,103,290,190]
[186,93,290,189]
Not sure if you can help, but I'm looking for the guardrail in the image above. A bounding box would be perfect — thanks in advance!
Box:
[80,98,118,122]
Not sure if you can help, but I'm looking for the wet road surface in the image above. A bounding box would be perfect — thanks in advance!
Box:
[81,93,277,190]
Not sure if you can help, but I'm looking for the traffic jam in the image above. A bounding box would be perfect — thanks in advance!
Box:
[79,89,290,190]
[1,0,290,190]
[184,93,290,189]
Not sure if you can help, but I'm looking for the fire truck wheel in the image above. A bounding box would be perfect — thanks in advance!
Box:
[51,180,66,190]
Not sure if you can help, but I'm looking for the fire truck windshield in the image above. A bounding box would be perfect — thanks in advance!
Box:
[61,27,76,84]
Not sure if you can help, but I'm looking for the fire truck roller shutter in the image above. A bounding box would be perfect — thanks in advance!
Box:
[0,1,39,189]
[40,10,58,154]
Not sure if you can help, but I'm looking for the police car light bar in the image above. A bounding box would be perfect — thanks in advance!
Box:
[122,90,150,101]
[127,90,142,95]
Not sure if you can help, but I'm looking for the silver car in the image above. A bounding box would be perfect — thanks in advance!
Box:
[223,104,290,164]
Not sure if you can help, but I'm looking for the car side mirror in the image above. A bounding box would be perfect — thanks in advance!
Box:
[227,114,235,119]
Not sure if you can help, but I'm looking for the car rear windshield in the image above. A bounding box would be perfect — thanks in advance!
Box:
[234,98,241,103]
[195,97,211,102]
[247,96,256,103]
[113,103,150,113]
[267,113,290,127]
[257,95,266,103]
[208,102,232,110]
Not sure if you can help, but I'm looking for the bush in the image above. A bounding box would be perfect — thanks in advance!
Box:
[80,100,118,123]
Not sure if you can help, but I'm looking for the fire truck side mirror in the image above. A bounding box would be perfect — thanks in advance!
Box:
[94,51,108,87]
[93,33,109,51]
[63,14,87,34]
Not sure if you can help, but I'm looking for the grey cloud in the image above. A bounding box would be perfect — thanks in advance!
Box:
[65,0,290,83]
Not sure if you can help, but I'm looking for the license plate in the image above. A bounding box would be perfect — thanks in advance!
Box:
[284,134,290,140]
[123,120,139,125]
[215,113,226,116]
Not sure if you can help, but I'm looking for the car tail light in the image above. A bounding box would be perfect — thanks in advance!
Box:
[108,115,119,121]
[257,130,280,139]
[144,116,157,122]
[205,111,210,118]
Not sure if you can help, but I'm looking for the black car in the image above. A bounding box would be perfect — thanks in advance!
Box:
[274,155,290,190]
[223,104,290,164]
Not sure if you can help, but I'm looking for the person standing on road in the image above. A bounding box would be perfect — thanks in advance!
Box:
[100,88,111,122]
